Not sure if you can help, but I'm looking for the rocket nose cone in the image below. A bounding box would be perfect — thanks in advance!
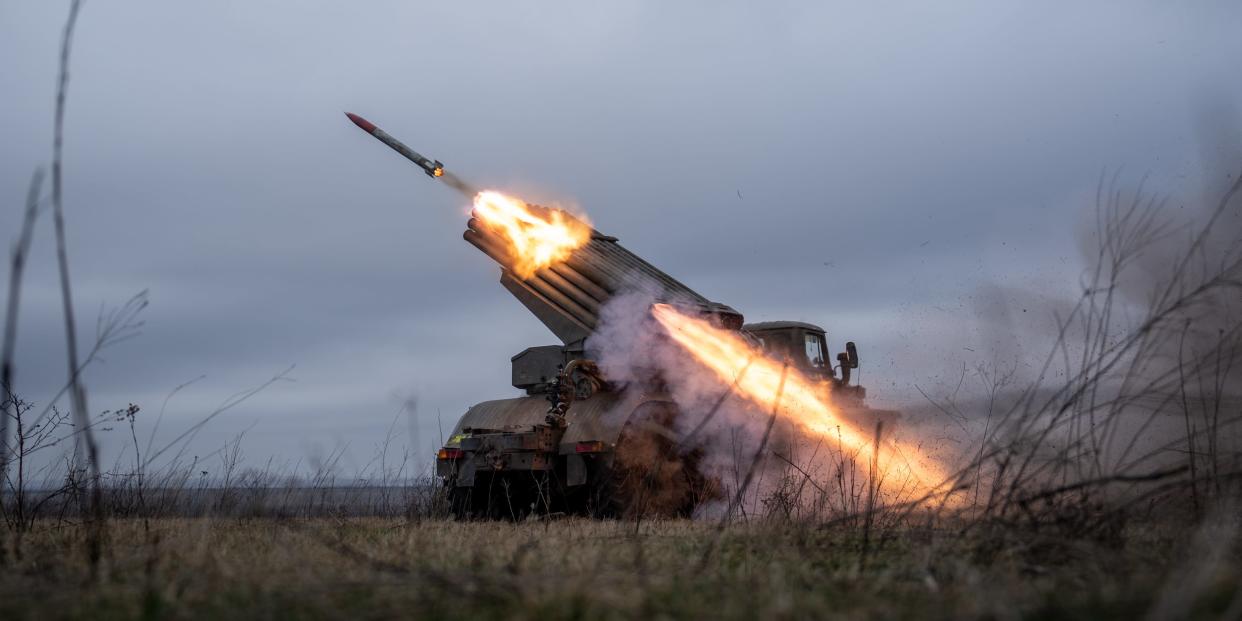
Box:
[345,112,377,133]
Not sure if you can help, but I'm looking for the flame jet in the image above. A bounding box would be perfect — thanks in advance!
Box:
[344,112,475,196]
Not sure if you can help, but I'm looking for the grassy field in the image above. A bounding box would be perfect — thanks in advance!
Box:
[1,514,1239,620]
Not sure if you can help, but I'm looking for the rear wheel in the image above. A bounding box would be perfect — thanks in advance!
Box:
[449,472,554,521]
[448,485,477,520]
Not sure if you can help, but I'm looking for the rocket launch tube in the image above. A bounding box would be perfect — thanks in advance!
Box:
[464,211,618,299]
[547,261,610,303]
[462,221,606,308]
[463,226,599,320]
[537,268,601,314]
[463,229,598,329]
[560,244,632,297]
[465,218,607,315]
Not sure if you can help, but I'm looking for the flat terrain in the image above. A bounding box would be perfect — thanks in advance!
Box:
[2,516,1238,620]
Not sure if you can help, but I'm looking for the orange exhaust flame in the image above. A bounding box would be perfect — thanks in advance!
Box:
[472,190,591,279]
[651,303,951,496]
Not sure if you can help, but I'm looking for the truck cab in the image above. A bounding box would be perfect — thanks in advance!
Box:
[743,320,864,400]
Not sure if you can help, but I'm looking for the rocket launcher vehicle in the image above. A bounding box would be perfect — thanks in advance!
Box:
[344,112,890,519]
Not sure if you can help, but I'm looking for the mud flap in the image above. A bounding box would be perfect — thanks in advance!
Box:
[456,459,477,487]
[566,454,587,487]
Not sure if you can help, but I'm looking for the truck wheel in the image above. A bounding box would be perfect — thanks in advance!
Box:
[449,486,473,520]
[450,474,538,521]
[448,478,498,520]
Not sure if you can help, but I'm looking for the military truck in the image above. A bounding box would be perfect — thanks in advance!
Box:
[435,209,884,519]
[338,113,877,518]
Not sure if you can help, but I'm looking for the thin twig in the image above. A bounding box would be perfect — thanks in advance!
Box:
[49,0,102,577]
[1,169,46,551]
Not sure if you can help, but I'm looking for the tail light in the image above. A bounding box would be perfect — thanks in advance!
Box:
[575,441,607,454]
[437,447,464,460]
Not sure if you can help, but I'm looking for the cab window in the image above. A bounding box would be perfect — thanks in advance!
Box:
[804,333,826,368]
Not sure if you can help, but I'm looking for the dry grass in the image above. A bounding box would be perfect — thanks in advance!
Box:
[0,515,1238,620]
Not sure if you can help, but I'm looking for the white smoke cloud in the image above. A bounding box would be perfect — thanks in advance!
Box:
[585,285,956,517]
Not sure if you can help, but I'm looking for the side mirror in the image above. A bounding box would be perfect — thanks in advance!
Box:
[836,341,859,384]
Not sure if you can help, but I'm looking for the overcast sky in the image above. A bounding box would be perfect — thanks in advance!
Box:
[3,1,1240,476]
